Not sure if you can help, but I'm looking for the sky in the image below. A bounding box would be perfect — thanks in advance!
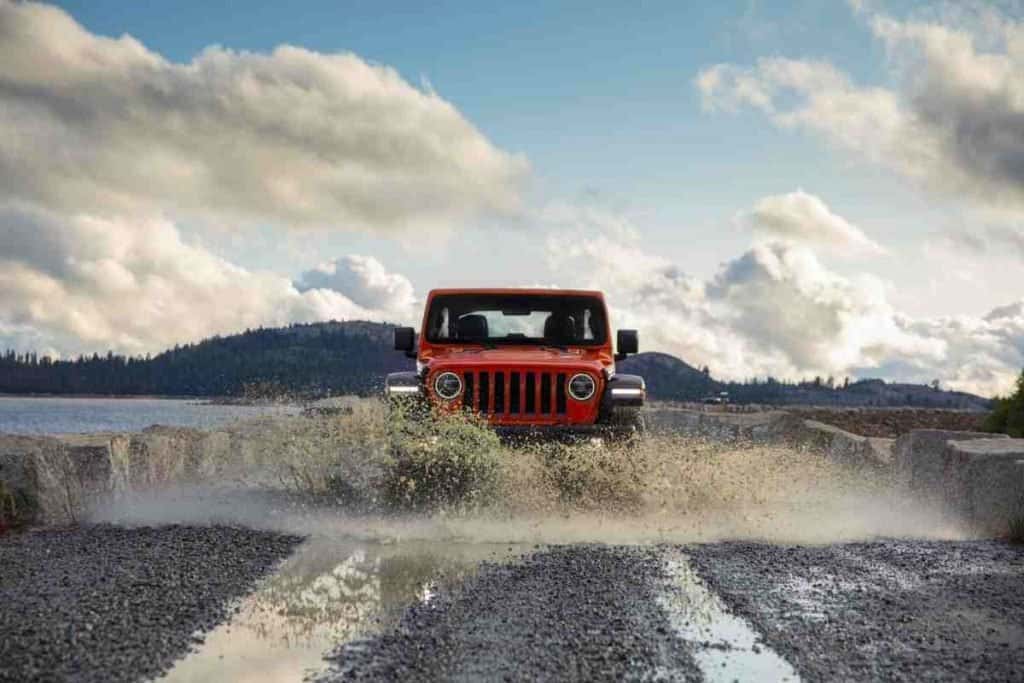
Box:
[1,0,1023,396]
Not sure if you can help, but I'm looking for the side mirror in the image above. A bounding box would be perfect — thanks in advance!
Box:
[615,329,638,361]
[394,326,416,357]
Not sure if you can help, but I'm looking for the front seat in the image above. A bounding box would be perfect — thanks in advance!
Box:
[543,313,576,343]
[456,314,489,340]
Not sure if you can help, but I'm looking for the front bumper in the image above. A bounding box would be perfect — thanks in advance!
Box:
[384,370,645,429]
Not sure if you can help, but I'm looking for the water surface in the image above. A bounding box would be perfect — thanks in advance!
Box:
[0,396,300,434]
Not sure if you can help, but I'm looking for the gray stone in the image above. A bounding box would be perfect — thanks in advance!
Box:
[947,438,1024,533]
[892,429,1007,500]
[643,407,893,469]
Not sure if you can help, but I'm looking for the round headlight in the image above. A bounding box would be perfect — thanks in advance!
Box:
[567,373,596,401]
[433,372,463,400]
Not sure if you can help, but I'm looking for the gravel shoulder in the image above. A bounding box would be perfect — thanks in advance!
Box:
[0,524,302,683]
[687,540,1024,682]
[322,545,701,682]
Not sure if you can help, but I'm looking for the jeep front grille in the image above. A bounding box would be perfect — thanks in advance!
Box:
[461,370,568,416]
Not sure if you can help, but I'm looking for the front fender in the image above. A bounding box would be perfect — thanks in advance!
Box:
[598,373,645,423]
[384,371,422,398]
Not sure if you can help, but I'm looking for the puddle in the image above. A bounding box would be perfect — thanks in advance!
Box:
[158,537,527,683]
[658,551,801,682]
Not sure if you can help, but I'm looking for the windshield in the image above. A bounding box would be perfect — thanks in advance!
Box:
[425,294,608,346]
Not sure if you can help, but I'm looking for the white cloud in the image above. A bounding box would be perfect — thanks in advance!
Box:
[0,204,412,356]
[544,199,1023,396]
[295,255,416,321]
[0,1,526,232]
[745,190,886,255]
[696,5,1024,220]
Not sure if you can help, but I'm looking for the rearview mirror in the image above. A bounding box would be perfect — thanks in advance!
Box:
[394,326,416,355]
[616,329,638,360]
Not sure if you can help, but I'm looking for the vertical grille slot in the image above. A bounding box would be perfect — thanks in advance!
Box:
[510,372,521,413]
[479,371,490,413]
[540,373,552,414]
[463,372,475,411]
[524,372,536,413]
[494,372,505,414]
[556,373,567,414]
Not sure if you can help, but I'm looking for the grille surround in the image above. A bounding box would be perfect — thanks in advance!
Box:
[433,367,601,423]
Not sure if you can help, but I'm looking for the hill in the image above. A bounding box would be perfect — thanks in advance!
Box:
[618,352,720,401]
[0,321,412,398]
[0,322,992,408]
[619,352,990,410]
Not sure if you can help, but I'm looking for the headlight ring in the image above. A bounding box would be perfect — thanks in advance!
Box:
[567,373,597,401]
[433,372,463,400]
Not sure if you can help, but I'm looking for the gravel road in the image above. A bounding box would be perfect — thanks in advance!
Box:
[3,529,1023,682]
[686,540,1024,682]
[0,525,302,683]
[323,545,702,682]
[323,541,1024,682]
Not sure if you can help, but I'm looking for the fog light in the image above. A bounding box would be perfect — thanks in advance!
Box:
[568,373,596,401]
[433,372,463,400]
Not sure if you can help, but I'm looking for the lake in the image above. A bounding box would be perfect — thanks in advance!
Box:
[0,396,302,435]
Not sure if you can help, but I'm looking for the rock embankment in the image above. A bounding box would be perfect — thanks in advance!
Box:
[648,406,1024,536]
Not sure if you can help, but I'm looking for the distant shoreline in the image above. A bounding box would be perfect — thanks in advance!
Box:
[0,393,305,406]
[0,393,211,401]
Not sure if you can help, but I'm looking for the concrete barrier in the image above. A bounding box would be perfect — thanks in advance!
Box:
[644,407,1024,534]
[0,433,113,526]
[646,407,796,441]
[4,409,1021,536]
[892,430,1009,504]
[645,406,892,469]
[949,439,1024,533]
[1,427,239,527]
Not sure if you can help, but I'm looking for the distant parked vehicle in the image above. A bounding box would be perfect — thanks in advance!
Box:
[386,288,645,439]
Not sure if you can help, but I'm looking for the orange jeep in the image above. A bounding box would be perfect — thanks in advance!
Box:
[386,288,645,438]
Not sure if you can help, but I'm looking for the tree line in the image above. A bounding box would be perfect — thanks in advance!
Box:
[0,322,411,398]
[0,320,999,409]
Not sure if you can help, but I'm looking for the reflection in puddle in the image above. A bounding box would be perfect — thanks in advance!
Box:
[659,551,800,682]
[159,538,526,683]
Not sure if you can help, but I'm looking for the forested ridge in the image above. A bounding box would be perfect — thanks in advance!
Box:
[0,321,411,398]
[0,320,992,408]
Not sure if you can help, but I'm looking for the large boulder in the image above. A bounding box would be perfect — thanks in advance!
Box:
[892,430,1008,500]
[0,433,114,526]
[791,420,893,469]
[643,406,893,469]
[644,405,788,441]
[108,426,234,493]
[946,438,1024,534]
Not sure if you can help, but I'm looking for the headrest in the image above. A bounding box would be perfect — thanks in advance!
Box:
[456,314,489,339]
